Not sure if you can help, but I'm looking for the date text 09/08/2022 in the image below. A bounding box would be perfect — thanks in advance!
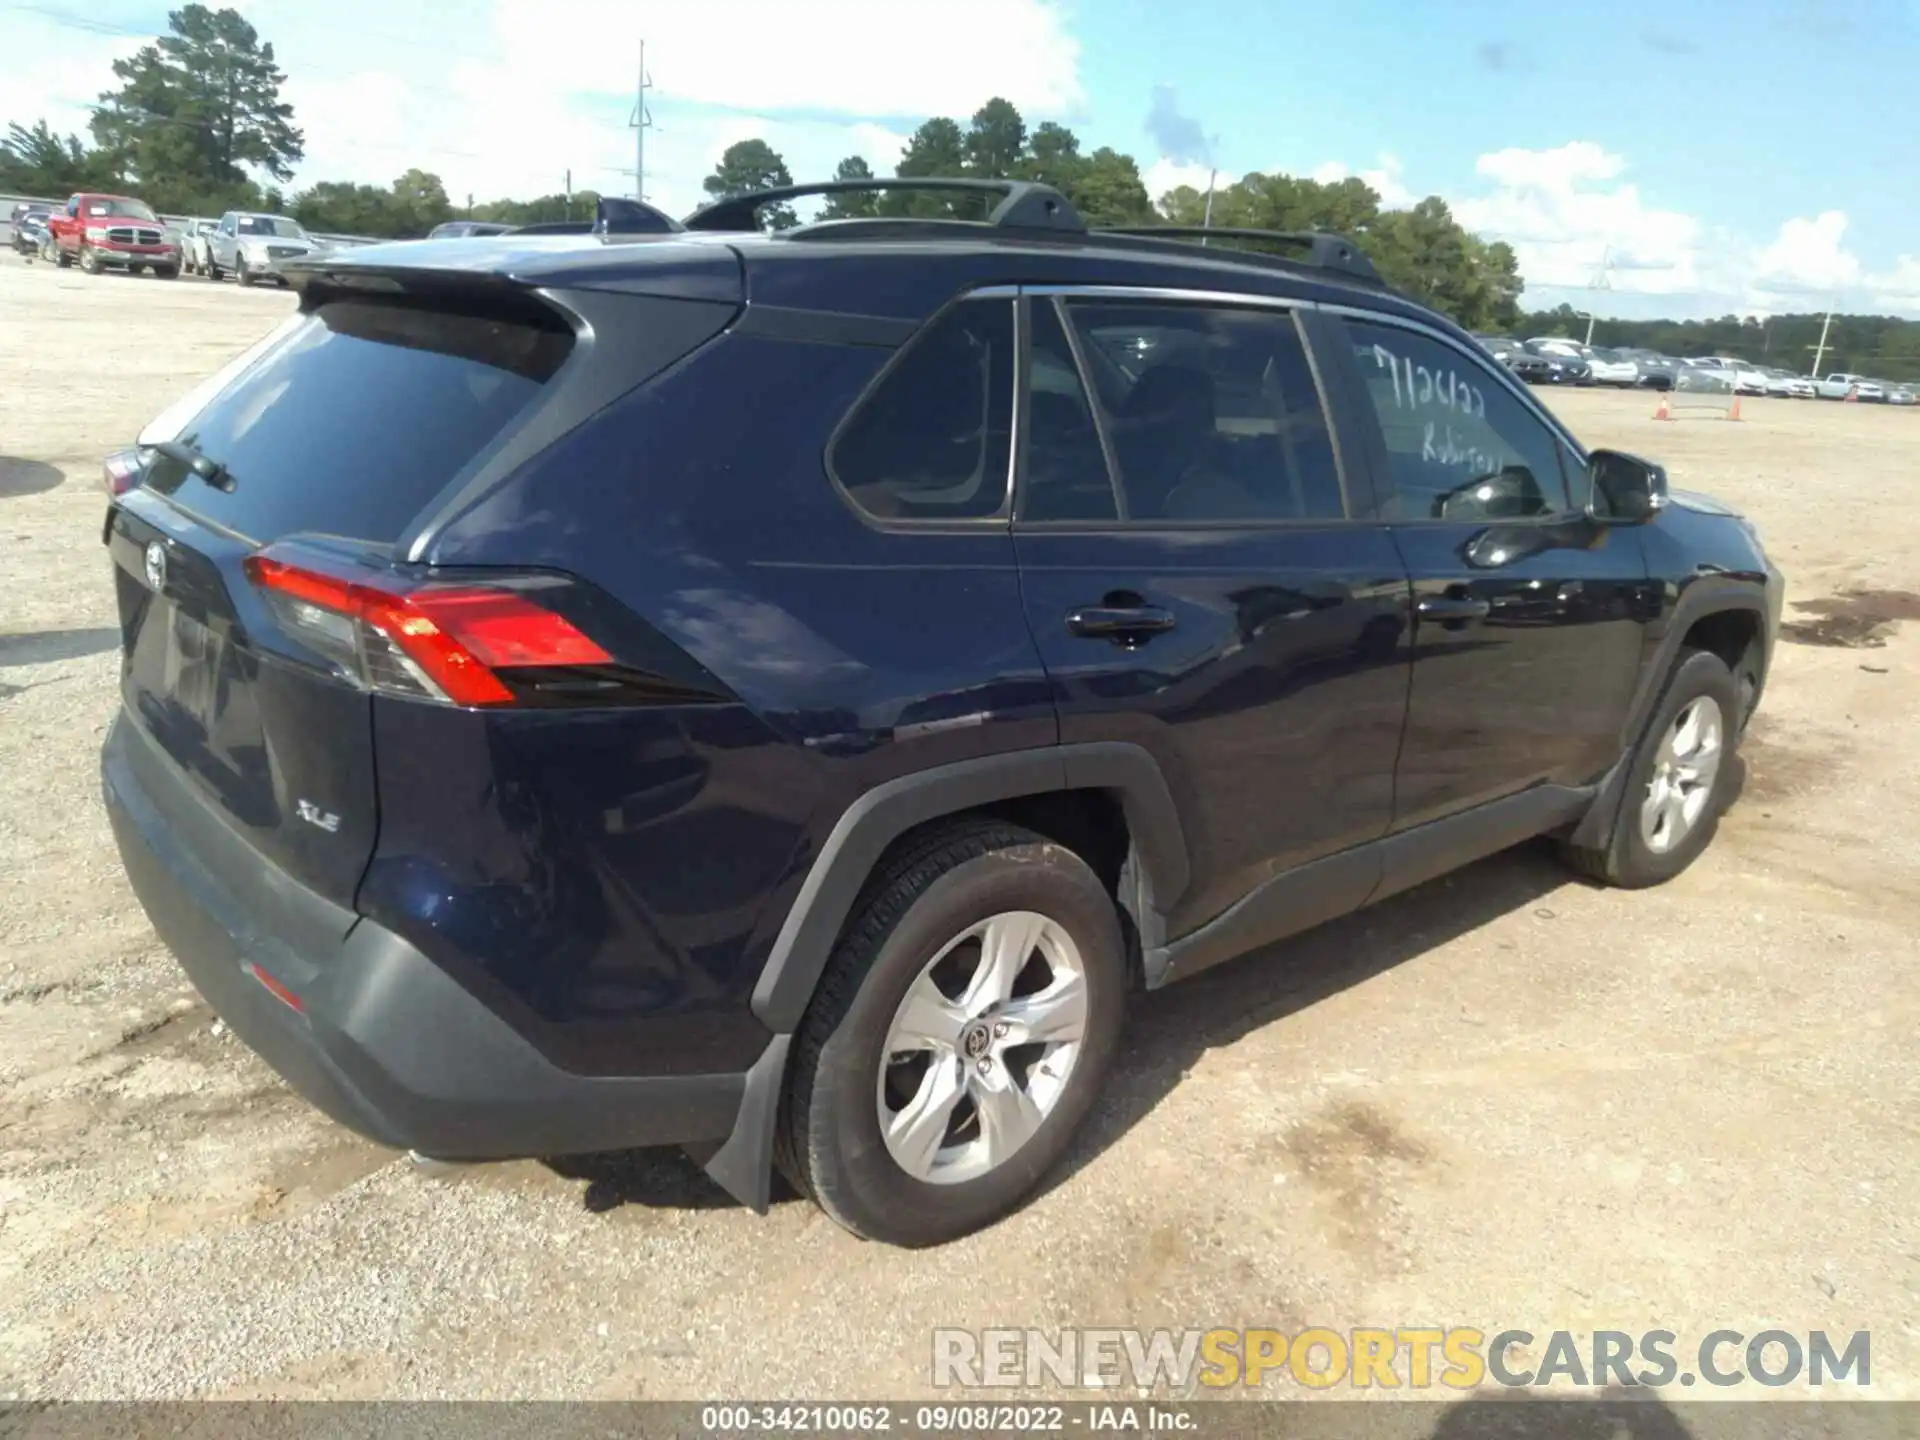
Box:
[700,1405,1190,1433]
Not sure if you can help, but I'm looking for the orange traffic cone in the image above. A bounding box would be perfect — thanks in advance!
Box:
[1844,386,1859,403]
[1653,394,1672,420]
[1728,395,1742,421]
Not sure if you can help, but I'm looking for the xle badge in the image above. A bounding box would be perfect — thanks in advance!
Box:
[296,799,341,833]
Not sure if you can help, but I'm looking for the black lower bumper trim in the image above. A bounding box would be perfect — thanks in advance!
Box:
[103,714,754,1162]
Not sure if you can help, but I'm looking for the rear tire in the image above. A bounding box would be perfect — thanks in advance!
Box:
[154,264,179,279]
[1559,648,1740,888]
[776,821,1127,1247]
[206,259,223,280]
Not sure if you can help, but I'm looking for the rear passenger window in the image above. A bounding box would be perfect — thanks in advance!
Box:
[1346,320,1571,522]
[831,299,1014,521]
[1057,300,1344,523]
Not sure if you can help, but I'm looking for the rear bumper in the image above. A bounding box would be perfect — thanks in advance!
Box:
[101,712,755,1161]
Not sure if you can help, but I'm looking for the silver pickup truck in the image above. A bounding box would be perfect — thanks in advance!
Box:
[1815,372,1884,401]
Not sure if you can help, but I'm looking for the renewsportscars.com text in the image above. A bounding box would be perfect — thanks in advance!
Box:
[933,1327,1872,1391]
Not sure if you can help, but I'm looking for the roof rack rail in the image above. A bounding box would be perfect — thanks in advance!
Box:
[683,179,1085,235]
[1094,226,1383,284]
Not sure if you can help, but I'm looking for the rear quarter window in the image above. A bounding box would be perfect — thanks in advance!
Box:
[143,299,572,544]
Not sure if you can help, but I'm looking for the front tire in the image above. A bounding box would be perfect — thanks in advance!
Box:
[79,244,100,274]
[236,257,254,287]
[777,821,1127,1246]
[1559,648,1740,888]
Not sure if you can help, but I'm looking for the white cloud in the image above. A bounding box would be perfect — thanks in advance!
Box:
[1450,140,1706,297]
[5,0,1068,217]
[0,16,153,154]
[1309,153,1413,208]
[1141,159,1217,200]
[1751,210,1862,293]
[492,0,1082,116]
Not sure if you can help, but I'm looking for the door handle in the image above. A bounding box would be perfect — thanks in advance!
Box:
[1067,605,1177,644]
[1415,595,1491,622]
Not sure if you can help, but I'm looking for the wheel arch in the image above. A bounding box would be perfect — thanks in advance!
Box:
[1566,584,1769,853]
[702,742,1187,1214]
[750,742,1188,1036]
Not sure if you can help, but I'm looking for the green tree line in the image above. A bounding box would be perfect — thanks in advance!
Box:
[7,4,1909,352]
[1519,302,1920,383]
[700,99,1524,329]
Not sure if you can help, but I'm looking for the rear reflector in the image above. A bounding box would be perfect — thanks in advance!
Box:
[246,962,305,1013]
[243,545,613,707]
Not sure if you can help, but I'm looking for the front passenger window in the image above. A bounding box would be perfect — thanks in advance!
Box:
[1346,320,1571,522]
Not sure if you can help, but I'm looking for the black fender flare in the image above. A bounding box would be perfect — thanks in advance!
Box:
[702,742,1188,1211]
[1567,581,1771,852]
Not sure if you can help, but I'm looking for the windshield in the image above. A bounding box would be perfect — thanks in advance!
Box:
[85,198,159,221]
[236,215,305,238]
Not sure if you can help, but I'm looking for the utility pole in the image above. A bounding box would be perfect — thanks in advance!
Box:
[1584,244,1614,346]
[565,168,572,220]
[1201,167,1217,238]
[629,40,654,202]
[1809,310,1834,377]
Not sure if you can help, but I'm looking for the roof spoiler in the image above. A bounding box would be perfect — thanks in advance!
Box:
[594,196,684,238]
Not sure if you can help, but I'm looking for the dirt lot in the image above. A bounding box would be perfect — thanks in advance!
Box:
[2,254,1917,1403]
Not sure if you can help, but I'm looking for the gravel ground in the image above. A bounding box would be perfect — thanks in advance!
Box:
[2,254,1917,1402]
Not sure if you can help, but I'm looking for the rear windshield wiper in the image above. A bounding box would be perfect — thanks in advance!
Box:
[150,438,236,493]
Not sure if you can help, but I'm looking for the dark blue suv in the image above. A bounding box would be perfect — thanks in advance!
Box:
[100,180,1784,1246]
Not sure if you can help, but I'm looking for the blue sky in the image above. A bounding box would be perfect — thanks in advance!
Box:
[6,0,1917,316]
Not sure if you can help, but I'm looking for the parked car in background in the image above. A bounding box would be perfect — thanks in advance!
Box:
[1763,369,1816,399]
[180,219,219,275]
[1619,350,1678,390]
[95,178,1783,1247]
[428,220,515,238]
[1474,336,1557,384]
[1885,382,1916,406]
[206,212,327,285]
[1585,347,1640,386]
[10,203,53,256]
[1689,356,1768,395]
[1522,340,1591,384]
[45,192,181,276]
[1816,372,1883,401]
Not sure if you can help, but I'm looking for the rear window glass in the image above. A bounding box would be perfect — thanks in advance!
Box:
[830,299,1014,521]
[144,299,572,543]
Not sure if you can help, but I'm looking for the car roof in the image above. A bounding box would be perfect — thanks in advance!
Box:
[294,226,1447,329]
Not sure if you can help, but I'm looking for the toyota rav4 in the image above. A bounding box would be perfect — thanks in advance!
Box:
[99,180,1784,1246]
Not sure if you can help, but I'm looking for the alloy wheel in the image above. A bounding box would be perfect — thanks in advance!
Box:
[876,910,1088,1185]
[1640,695,1724,854]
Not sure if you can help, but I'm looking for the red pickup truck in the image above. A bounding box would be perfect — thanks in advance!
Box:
[47,192,181,277]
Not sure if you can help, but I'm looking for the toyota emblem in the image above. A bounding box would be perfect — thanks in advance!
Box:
[143,540,167,592]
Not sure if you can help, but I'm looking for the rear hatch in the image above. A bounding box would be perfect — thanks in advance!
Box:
[108,289,580,913]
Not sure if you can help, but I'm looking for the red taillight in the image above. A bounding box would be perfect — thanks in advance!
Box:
[102,447,144,497]
[242,547,612,707]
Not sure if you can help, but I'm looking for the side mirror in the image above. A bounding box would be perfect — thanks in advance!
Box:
[1433,465,1545,521]
[1587,449,1668,524]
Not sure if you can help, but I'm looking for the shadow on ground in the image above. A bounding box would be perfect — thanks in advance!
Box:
[0,626,121,667]
[1427,1390,1694,1439]
[0,457,64,497]
[543,820,1647,1217]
